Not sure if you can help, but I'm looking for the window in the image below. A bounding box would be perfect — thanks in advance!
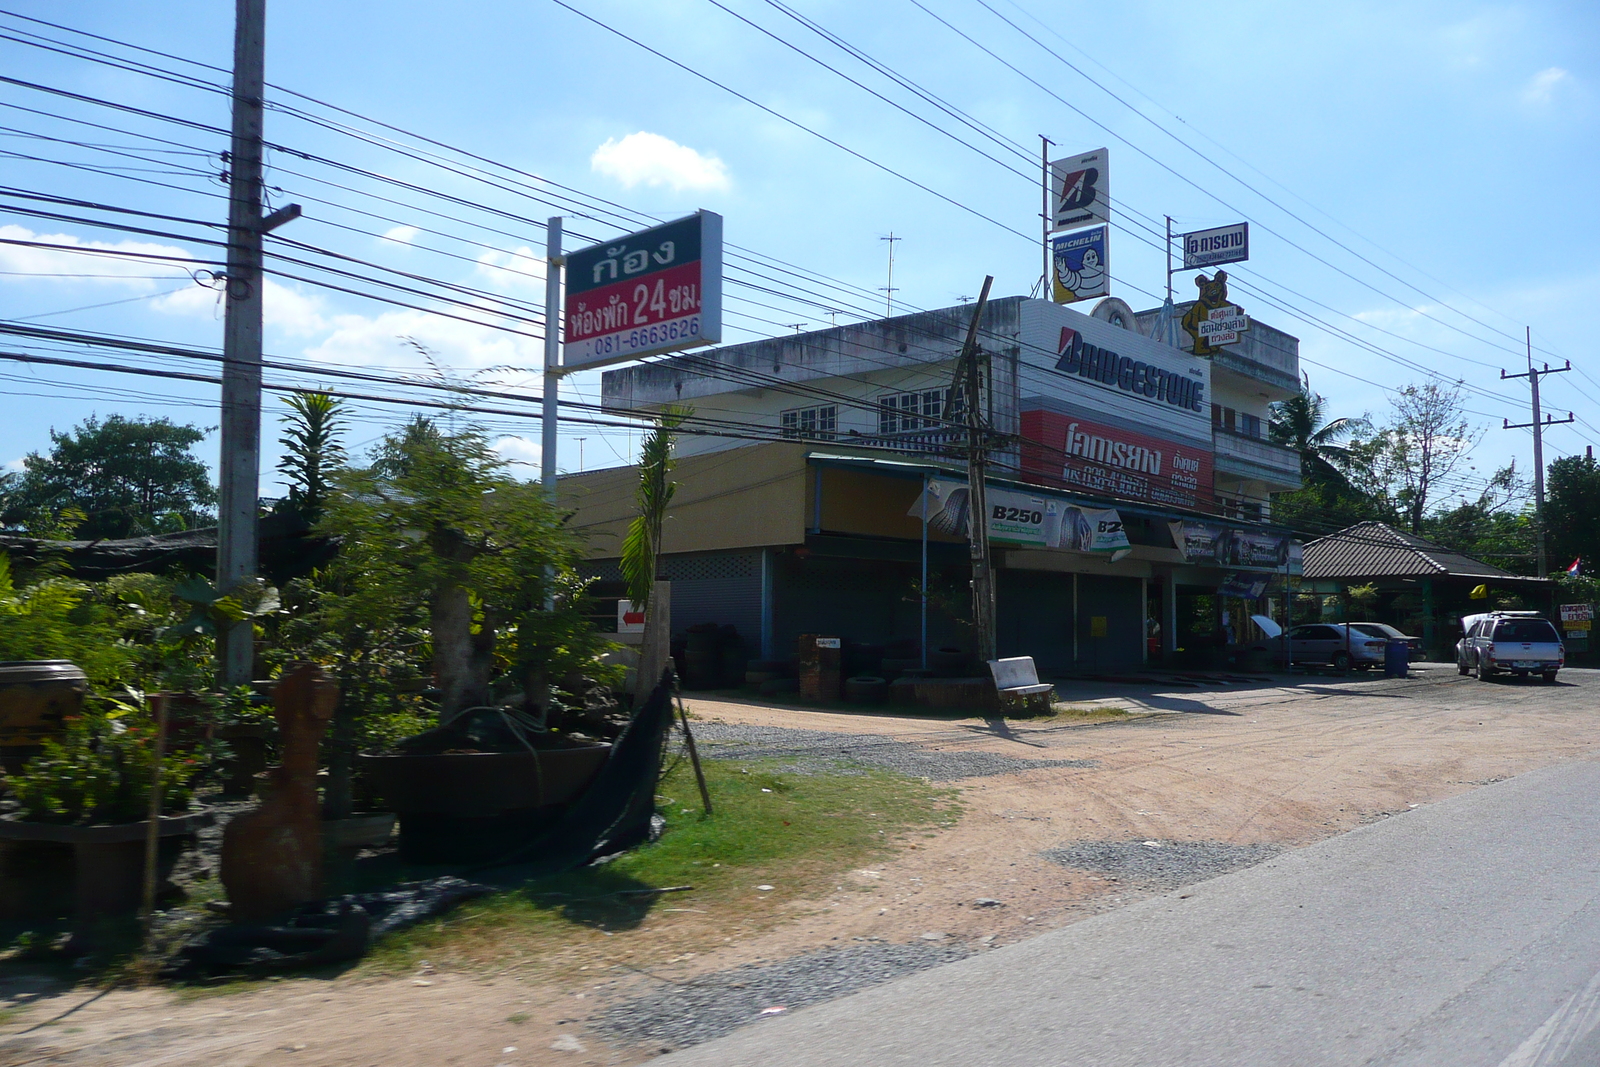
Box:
[877,389,954,435]
[1211,402,1223,427]
[1240,413,1262,438]
[780,404,837,440]
[1493,620,1560,643]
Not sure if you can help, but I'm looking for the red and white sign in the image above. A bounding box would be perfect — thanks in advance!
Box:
[563,210,722,370]
[1021,408,1214,510]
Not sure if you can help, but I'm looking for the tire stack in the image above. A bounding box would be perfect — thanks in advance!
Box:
[683,624,722,690]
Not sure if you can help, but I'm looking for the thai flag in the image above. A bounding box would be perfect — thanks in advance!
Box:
[1566,558,1582,577]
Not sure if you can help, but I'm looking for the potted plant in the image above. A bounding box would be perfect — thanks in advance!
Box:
[314,418,621,862]
[0,696,211,925]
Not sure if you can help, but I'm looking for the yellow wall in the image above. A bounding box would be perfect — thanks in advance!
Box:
[562,442,811,559]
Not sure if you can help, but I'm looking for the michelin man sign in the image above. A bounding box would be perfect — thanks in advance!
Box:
[1051,225,1109,304]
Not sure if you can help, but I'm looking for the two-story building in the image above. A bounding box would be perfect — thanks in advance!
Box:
[564,294,1303,675]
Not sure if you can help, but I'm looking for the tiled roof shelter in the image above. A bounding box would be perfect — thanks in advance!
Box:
[1302,521,1534,582]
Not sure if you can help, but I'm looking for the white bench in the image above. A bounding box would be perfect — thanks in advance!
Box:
[987,656,1055,713]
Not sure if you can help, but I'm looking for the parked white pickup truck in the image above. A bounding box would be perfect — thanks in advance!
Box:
[1456,611,1565,683]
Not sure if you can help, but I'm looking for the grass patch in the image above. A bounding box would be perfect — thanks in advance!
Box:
[360,756,955,978]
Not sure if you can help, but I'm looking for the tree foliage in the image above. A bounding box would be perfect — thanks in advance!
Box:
[1269,387,1369,491]
[0,414,215,539]
[621,408,686,610]
[276,391,348,518]
[1547,453,1600,575]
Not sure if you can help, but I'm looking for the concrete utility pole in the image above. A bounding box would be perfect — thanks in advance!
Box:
[217,0,298,685]
[541,216,564,500]
[1501,329,1573,579]
[954,276,996,662]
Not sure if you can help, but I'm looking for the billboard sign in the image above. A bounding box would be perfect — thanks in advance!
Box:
[910,477,1130,554]
[1169,521,1292,570]
[1181,222,1249,270]
[1051,226,1109,304]
[563,210,722,370]
[1021,408,1213,510]
[1050,148,1109,232]
[1559,603,1593,622]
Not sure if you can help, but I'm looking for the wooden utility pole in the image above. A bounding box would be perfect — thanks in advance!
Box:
[955,276,995,662]
[1501,330,1573,579]
[217,0,297,685]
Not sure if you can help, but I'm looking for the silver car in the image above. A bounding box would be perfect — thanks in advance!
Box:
[1270,623,1390,671]
[1456,612,1565,682]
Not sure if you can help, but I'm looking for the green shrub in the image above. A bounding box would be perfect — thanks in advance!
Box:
[10,707,195,824]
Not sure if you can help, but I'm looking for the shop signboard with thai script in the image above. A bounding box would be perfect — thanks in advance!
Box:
[909,477,1129,554]
[563,210,723,369]
[1181,222,1249,269]
[1170,521,1291,570]
[1559,603,1592,622]
[1197,305,1250,347]
[1020,407,1213,510]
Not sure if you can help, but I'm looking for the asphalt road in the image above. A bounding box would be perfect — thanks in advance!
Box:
[669,672,1600,1067]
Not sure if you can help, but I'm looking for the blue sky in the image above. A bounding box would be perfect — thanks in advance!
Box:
[0,0,1596,512]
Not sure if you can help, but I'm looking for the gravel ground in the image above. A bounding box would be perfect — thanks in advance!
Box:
[1042,839,1283,888]
[687,723,1098,781]
[599,940,972,1051]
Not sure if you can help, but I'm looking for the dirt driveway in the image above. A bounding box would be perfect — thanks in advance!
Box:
[1,666,1594,1066]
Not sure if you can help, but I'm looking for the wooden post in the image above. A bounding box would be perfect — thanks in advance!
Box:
[139,693,170,927]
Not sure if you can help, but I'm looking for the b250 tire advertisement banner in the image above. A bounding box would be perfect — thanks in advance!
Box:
[908,477,1130,554]
[1020,408,1213,510]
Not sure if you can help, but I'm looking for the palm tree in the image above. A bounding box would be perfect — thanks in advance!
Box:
[1269,387,1369,490]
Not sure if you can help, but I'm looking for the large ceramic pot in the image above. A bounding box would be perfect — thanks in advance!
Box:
[0,810,214,924]
[356,743,611,864]
[0,660,87,774]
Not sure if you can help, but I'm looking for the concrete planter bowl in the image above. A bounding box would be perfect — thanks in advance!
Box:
[356,743,611,864]
[0,810,214,924]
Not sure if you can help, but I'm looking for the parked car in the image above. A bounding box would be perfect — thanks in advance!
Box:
[1456,611,1564,683]
[1347,622,1422,660]
[1255,622,1390,671]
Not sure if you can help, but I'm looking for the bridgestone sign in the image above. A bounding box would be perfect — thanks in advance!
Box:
[1181,222,1249,270]
[563,210,723,370]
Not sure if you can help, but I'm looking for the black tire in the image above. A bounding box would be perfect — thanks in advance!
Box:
[1474,657,1493,681]
[1457,658,1469,676]
[1543,671,1559,685]
[1331,651,1352,672]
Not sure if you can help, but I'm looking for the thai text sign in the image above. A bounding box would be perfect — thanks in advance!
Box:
[1197,305,1249,346]
[1050,147,1109,232]
[564,210,722,369]
[910,477,1129,553]
[1181,222,1249,269]
[1560,603,1593,622]
[1021,408,1213,510]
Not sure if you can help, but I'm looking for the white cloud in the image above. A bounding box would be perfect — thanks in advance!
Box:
[382,225,421,245]
[0,224,195,287]
[3,456,24,472]
[150,279,329,336]
[590,132,730,193]
[300,307,540,374]
[1521,67,1572,105]
[475,245,547,296]
[493,435,541,468]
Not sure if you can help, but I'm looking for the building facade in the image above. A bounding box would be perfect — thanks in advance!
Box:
[569,295,1304,674]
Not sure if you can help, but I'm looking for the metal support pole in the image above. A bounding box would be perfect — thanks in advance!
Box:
[1040,135,1053,298]
[216,0,268,687]
[921,472,929,671]
[1165,216,1174,302]
[541,216,563,500]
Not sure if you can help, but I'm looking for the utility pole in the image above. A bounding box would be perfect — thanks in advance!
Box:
[879,233,900,316]
[1501,328,1573,579]
[952,276,995,662]
[541,216,564,499]
[217,0,298,685]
